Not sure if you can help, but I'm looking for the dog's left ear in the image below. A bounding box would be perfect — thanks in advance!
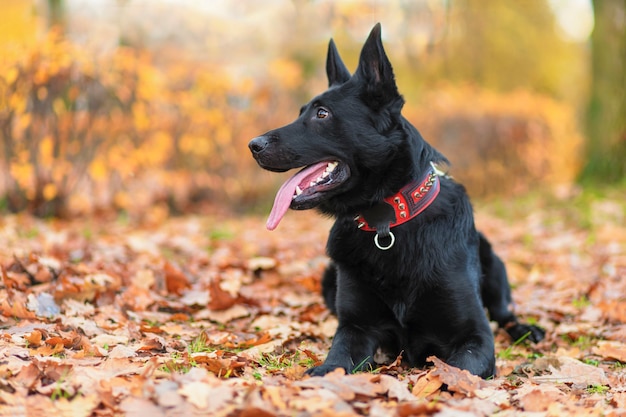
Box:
[326,39,351,87]
[355,23,400,108]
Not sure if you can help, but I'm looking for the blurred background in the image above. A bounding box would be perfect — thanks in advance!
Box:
[0,0,624,220]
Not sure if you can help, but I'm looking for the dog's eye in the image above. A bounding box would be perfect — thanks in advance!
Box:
[316,108,329,119]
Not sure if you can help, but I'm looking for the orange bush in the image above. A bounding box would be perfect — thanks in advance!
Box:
[405,86,583,197]
[0,30,304,217]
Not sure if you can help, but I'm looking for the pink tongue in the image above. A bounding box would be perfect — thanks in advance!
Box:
[266,162,329,230]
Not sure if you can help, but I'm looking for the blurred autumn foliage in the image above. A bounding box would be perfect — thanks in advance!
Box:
[0,28,301,218]
[0,0,603,217]
[407,87,583,196]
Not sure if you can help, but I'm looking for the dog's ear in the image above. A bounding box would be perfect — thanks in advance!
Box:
[355,23,400,108]
[326,39,351,87]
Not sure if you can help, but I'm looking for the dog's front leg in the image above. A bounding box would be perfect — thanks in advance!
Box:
[306,323,378,376]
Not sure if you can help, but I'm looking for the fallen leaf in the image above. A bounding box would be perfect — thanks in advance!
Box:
[24,330,43,347]
[178,382,235,412]
[411,372,443,398]
[208,277,241,311]
[193,354,247,378]
[373,374,414,402]
[120,397,166,417]
[136,337,166,353]
[428,356,486,396]
[163,261,190,295]
[532,356,609,386]
[247,257,277,271]
[592,340,626,362]
[108,344,137,358]
[515,383,566,412]
[13,362,42,390]
[396,401,441,416]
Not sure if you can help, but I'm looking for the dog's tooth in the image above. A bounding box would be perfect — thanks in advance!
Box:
[310,181,316,187]
[295,186,303,195]
[322,171,330,178]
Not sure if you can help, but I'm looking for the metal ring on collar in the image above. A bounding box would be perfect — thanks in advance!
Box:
[374,232,395,250]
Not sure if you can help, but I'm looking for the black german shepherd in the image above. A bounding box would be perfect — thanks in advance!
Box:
[249,24,544,378]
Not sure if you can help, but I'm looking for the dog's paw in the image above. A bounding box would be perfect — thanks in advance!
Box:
[507,323,545,343]
[305,364,345,377]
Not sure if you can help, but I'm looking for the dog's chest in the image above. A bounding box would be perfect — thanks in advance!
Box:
[339,255,420,325]
[327,219,432,324]
[376,274,420,325]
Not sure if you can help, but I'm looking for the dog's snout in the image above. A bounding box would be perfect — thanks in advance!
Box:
[249,136,269,155]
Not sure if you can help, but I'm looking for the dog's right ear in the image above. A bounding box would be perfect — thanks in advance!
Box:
[355,23,401,110]
[326,39,351,87]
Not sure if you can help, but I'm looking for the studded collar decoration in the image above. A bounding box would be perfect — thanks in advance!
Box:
[354,162,442,249]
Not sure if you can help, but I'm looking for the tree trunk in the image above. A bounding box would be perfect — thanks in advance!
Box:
[583,0,626,183]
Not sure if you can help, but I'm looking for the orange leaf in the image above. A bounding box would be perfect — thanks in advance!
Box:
[411,372,443,398]
[0,299,37,319]
[169,313,190,322]
[427,356,486,397]
[33,343,65,356]
[45,336,73,348]
[164,261,190,295]
[208,278,240,311]
[194,355,246,378]
[235,332,272,348]
[140,323,164,334]
[593,341,626,362]
[25,330,43,347]
[14,363,42,390]
[136,338,165,352]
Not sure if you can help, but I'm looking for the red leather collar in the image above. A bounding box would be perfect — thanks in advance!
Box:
[355,168,440,232]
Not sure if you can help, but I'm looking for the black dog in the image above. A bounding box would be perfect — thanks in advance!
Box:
[249,24,544,378]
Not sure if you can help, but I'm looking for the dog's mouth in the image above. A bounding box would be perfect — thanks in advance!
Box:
[266,160,349,230]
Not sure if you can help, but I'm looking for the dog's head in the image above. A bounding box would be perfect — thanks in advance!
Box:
[249,23,442,230]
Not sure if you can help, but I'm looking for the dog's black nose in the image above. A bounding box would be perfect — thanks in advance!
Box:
[248,136,269,155]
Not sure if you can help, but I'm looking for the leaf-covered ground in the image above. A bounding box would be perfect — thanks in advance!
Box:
[1,191,625,416]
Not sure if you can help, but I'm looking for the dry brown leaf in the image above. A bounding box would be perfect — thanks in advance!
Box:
[208,277,241,311]
[45,336,74,348]
[372,374,414,402]
[24,330,43,347]
[296,370,389,403]
[532,356,609,386]
[32,343,65,356]
[428,356,486,396]
[163,261,190,295]
[136,338,166,353]
[592,340,626,362]
[13,362,42,390]
[52,394,100,417]
[261,385,288,411]
[611,392,626,409]
[396,401,441,416]
[515,383,566,412]
[247,257,277,271]
[411,372,443,398]
[598,300,626,322]
[120,397,166,417]
[169,313,190,321]
[193,354,247,378]
[140,323,164,334]
[0,298,37,319]
[178,382,236,412]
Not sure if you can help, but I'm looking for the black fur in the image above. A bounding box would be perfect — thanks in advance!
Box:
[249,23,544,378]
